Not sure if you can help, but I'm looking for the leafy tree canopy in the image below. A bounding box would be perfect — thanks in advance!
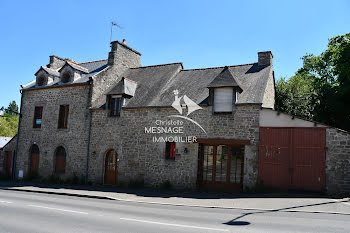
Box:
[276,32,350,131]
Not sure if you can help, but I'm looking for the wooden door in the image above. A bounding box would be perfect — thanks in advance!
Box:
[259,127,326,191]
[5,151,12,176]
[30,145,40,175]
[30,153,39,174]
[104,150,118,185]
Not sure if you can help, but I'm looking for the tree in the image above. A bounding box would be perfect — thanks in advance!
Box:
[276,32,350,131]
[5,101,19,115]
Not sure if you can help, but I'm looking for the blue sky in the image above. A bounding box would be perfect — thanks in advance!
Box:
[0,0,349,108]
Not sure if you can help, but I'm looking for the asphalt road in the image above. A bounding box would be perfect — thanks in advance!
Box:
[0,190,349,233]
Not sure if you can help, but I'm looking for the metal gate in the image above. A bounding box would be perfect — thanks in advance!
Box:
[259,127,326,191]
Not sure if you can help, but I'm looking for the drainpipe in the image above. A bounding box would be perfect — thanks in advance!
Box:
[85,77,93,184]
[12,89,23,180]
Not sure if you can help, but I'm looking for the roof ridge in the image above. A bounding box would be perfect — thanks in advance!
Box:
[182,62,257,71]
[130,62,183,69]
[42,66,59,72]
[66,61,89,71]
[79,59,108,64]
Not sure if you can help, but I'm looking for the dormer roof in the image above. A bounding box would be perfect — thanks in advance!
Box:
[107,77,137,97]
[207,66,243,92]
[58,61,89,73]
[34,66,60,77]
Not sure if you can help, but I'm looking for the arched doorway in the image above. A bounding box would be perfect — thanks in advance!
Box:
[30,145,40,175]
[104,149,118,185]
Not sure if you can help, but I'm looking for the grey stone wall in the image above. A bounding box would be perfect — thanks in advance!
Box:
[261,68,275,109]
[91,42,141,108]
[88,104,260,189]
[326,128,350,194]
[15,85,90,179]
[48,56,66,70]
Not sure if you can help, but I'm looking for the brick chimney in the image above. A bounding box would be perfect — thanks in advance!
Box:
[258,51,273,66]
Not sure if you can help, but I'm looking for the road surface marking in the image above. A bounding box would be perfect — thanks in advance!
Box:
[0,200,12,204]
[120,217,229,232]
[28,205,88,215]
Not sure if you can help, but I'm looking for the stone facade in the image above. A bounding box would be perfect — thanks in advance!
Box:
[15,85,91,179]
[88,104,260,189]
[326,128,350,194]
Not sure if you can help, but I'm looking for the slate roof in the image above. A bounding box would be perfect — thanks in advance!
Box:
[59,61,89,73]
[0,137,12,149]
[105,63,183,108]
[22,59,108,90]
[114,62,271,108]
[79,59,108,73]
[207,66,243,92]
[34,66,60,77]
[107,77,137,96]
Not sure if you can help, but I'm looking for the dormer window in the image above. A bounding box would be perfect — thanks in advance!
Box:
[109,96,123,117]
[207,66,243,114]
[61,72,71,83]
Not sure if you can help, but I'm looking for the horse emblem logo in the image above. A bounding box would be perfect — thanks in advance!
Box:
[169,90,207,134]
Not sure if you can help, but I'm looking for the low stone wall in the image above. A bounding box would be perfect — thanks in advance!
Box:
[326,128,350,194]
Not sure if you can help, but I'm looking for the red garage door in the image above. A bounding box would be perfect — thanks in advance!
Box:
[259,127,326,192]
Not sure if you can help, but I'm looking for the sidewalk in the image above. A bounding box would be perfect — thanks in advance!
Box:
[0,182,349,215]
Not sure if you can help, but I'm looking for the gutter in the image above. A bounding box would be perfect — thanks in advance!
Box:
[12,90,23,180]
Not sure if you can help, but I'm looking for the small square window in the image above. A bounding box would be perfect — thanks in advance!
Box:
[165,142,176,160]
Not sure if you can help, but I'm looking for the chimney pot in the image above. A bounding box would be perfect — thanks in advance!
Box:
[122,39,126,44]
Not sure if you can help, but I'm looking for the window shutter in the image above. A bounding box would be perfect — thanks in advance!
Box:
[165,142,176,160]
[213,88,233,112]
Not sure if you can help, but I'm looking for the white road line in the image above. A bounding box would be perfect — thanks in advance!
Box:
[0,200,12,204]
[120,217,229,232]
[28,205,88,215]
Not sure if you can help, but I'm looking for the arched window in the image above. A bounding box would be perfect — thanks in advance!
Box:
[55,146,66,173]
[61,72,71,83]
[30,144,40,174]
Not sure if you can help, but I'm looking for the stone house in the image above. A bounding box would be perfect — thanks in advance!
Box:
[10,40,350,194]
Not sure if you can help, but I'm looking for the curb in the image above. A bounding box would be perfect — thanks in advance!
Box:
[1,187,350,215]
[0,188,115,201]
